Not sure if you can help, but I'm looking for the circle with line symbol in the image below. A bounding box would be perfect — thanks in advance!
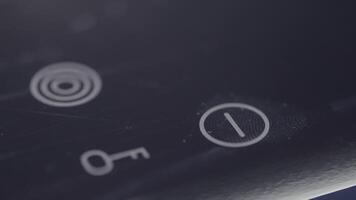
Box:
[30,62,102,107]
[199,103,270,148]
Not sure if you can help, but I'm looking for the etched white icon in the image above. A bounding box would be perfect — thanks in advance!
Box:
[80,147,151,176]
[30,62,102,107]
[199,103,270,148]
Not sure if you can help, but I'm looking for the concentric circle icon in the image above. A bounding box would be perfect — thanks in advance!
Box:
[30,62,102,107]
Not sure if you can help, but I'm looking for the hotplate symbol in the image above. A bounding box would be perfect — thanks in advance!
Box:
[199,103,270,148]
[30,62,102,107]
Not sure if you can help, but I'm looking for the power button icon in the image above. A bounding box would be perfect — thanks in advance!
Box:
[199,103,270,148]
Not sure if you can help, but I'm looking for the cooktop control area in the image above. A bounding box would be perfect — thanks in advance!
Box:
[0,1,356,200]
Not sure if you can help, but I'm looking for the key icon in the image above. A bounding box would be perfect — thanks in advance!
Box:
[80,147,151,176]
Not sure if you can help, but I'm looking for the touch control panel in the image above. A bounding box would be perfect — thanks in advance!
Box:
[0,1,356,200]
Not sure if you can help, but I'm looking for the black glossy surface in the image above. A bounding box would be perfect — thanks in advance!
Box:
[0,0,355,199]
